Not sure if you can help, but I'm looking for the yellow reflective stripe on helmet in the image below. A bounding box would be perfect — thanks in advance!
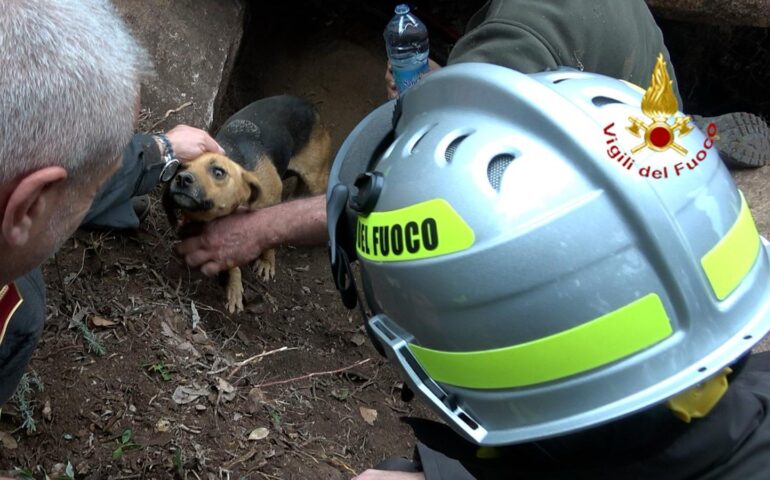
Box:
[408,293,672,389]
[355,199,475,262]
[701,192,761,300]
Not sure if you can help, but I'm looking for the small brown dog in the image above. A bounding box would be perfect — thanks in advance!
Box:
[163,95,331,312]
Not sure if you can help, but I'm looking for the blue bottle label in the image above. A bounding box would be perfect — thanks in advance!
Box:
[393,62,429,94]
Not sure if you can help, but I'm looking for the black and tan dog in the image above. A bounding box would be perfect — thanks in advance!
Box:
[163,95,331,313]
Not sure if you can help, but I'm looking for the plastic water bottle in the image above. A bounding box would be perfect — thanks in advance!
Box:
[384,4,429,95]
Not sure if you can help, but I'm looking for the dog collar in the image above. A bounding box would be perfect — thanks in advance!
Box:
[155,133,180,183]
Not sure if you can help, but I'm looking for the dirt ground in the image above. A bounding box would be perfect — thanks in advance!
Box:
[1,2,769,479]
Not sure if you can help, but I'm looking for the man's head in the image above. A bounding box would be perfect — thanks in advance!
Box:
[328,63,770,446]
[0,0,151,283]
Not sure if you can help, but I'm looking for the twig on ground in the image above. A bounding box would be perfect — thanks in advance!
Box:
[177,423,201,434]
[256,472,282,480]
[149,101,193,131]
[327,457,358,477]
[225,448,257,470]
[254,359,371,389]
[103,408,126,433]
[212,346,299,379]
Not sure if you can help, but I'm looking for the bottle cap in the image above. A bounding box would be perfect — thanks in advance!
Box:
[395,4,409,15]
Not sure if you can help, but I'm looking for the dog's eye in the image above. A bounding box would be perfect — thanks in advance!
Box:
[212,166,227,179]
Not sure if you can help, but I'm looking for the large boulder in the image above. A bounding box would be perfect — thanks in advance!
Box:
[114,0,245,131]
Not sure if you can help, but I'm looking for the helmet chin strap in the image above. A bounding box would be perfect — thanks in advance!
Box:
[327,182,387,358]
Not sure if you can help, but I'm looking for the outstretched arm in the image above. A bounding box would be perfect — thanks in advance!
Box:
[176,194,327,277]
[82,125,223,229]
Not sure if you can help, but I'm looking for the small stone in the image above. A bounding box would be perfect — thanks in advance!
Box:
[350,333,367,347]
[155,418,171,433]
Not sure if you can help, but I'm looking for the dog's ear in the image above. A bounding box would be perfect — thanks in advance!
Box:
[241,170,262,208]
[161,184,179,227]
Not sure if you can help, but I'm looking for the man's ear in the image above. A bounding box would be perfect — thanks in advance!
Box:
[241,170,262,208]
[2,166,67,246]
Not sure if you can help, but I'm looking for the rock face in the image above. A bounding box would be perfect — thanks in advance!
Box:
[646,0,770,27]
[114,0,245,131]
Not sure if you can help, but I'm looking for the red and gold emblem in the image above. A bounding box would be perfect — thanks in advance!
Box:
[627,54,693,155]
[0,283,23,346]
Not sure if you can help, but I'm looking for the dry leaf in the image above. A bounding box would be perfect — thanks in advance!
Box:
[247,387,267,413]
[0,431,17,449]
[89,315,117,328]
[191,330,209,344]
[190,300,201,331]
[248,427,269,441]
[215,377,237,402]
[161,321,184,342]
[172,385,210,405]
[350,333,367,347]
[76,460,91,475]
[248,387,266,404]
[175,341,202,359]
[359,407,378,426]
[216,377,235,394]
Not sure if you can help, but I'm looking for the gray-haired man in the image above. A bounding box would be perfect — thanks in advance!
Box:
[0,0,218,403]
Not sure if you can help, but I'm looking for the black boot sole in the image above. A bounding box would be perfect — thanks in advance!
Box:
[692,112,770,168]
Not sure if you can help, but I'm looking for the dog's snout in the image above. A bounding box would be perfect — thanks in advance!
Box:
[175,171,195,188]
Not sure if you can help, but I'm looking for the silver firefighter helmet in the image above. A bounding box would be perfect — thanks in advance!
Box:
[326,62,770,446]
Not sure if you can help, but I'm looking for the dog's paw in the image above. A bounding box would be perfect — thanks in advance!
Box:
[226,280,244,313]
[255,258,276,282]
[254,249,276,283]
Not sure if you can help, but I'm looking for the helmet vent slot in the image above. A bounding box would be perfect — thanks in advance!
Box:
[444,135,468,163]
[487,154,515,191]
[407,123,437,155]
[592,96,623,107]
[457,412,479,431]
[411,131,430,153]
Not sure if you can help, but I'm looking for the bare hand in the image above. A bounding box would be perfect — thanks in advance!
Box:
[175,209,272,277]
[165,124,224,162]
[385,58,442,100]
[175,195,327,277]
[385,60,398,100]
